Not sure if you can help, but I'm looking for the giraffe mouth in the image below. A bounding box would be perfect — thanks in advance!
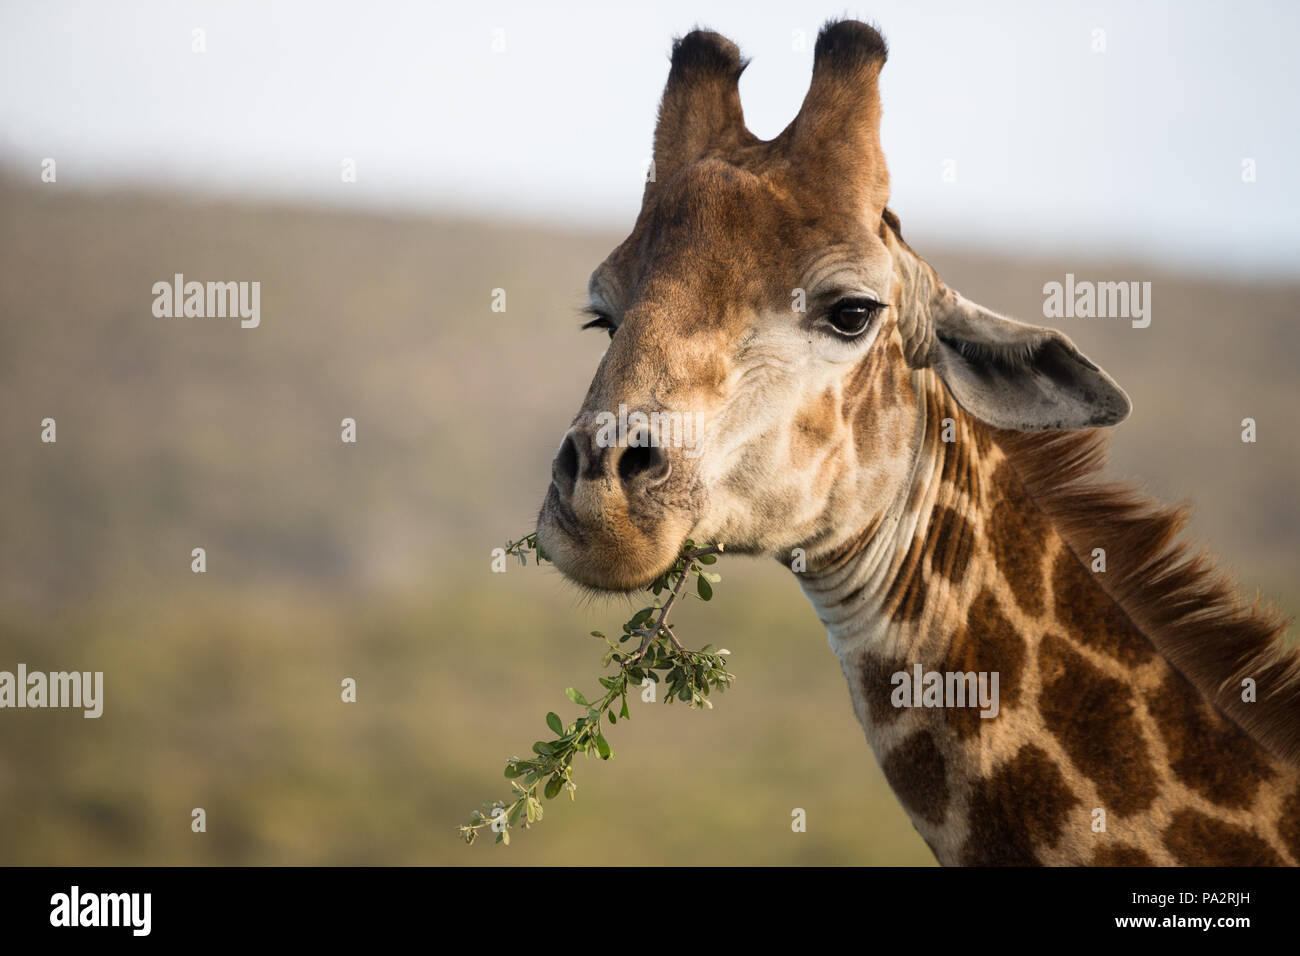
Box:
[536,482,692,593]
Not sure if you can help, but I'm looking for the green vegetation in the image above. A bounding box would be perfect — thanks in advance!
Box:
[461,534,734,845]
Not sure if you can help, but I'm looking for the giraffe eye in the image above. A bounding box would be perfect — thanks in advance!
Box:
[581,310,617,340]
[826,297,884,337]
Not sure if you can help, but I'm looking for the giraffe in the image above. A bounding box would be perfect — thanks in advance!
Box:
[534,20,1300,865]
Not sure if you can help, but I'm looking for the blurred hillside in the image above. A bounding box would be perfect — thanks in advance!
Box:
[0,177,1297,864]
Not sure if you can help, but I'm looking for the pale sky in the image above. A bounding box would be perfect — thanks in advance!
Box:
[2,0,1298,275]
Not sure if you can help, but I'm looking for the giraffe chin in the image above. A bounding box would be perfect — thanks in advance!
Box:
[536,493,691,594]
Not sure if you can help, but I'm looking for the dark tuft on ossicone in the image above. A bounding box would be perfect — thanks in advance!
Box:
[814,19,888,72]
[669,28,748,79]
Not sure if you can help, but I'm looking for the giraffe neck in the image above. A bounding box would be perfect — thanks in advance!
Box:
[797,369,1300,866]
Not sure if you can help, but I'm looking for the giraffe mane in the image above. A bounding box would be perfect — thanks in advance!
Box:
[990,425,1300,766]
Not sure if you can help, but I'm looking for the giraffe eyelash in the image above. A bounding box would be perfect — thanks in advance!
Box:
[580,306,617,338]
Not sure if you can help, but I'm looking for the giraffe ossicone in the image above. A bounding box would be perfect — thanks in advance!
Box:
[534,19,1300,866]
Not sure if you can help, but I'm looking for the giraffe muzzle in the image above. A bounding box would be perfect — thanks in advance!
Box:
[536,412,700,591]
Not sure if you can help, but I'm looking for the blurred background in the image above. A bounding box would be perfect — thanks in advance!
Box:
[0,0,1297,865]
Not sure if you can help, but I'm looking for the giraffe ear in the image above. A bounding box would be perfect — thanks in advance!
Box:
[930,293,1131,431]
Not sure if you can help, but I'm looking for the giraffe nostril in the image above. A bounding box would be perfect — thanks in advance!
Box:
[617,442,669,489]
[553,433,580,497]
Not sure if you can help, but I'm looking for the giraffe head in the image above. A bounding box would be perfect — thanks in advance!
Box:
[537,21,1130,591]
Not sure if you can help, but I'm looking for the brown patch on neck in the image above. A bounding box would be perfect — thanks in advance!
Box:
[985,458,1050,616]
[1038,633,1159,817]
[1278,789,1300,862]
[1163,809,1283,865]
[993,427,1300,767]
[961,743,1079,866]
[1049,549,1153,667]
[1091,843,1153,866]
[880,730,949,826]
[942,589,1026,739]
[1145,668,1275,809]
[924,503,976,586]
[857,652,909,727]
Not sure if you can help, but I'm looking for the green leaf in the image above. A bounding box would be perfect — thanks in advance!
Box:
[696,575,713,601]
[565,687,588,706]
[546,712,563,735]
[595,733,612,760]
[544,775,563,799]
[698,553,717,564]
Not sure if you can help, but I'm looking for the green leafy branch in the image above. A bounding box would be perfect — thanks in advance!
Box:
[459,535,733,846]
